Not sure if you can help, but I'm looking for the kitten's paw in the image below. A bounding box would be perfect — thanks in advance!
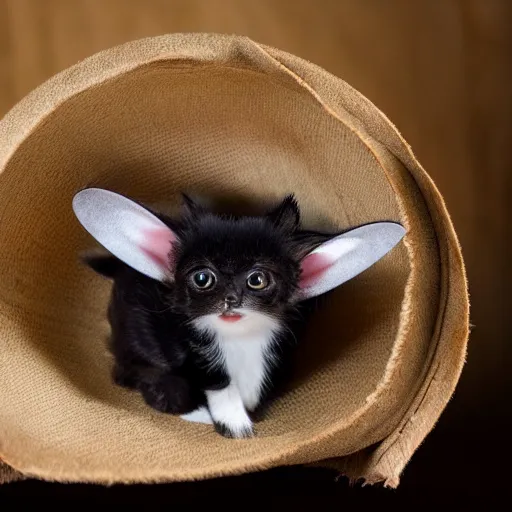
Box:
[181,407,214,424]
[140,377,202,415]
[206,384,255,439]
[141,384,174,413]
[214,421,254,439]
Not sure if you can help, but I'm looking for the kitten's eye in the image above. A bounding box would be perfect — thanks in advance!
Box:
[191,269,216,290]
[246,271,269,290]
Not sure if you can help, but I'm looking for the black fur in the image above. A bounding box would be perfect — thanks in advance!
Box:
[87,256,207,414]
[83,194,329,435]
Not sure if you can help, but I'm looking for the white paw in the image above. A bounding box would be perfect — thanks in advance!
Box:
[206,384,254,439]
[180,406,214,424]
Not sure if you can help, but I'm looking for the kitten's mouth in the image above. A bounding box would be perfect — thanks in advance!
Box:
[219,311,244,323]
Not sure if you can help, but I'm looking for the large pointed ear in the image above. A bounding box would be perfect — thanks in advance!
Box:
[266,194,300,231]
[297,222,406,300]
[72,188,178,282]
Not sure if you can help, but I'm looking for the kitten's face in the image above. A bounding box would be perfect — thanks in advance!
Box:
[168,199,304,330]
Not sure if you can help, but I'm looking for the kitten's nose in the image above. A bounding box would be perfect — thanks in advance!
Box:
[225,293,240,306]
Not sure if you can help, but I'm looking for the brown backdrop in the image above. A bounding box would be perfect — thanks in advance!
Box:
[0,0,510,497]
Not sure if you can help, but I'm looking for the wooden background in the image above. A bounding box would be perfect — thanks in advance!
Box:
[0,0,510,500]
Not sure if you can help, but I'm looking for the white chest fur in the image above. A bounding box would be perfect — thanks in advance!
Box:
[193,311,280,411]
[188,311,281,437]
[215,326,274,411]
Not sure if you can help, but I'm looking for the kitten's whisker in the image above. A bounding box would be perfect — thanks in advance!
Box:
[280,323,299,346]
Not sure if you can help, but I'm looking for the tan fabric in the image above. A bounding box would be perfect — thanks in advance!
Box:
[0,33,468,486]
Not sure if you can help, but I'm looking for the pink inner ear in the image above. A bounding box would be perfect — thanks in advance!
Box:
[139,228,176,270]
[299,253,335,289]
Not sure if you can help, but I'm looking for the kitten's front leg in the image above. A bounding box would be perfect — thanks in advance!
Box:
[206,382,254,439]
[189,337,253,438]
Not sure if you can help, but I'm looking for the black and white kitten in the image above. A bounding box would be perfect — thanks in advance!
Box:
[73,188,405,438]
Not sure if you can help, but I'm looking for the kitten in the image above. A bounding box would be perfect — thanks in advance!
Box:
[74,189,405,438]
